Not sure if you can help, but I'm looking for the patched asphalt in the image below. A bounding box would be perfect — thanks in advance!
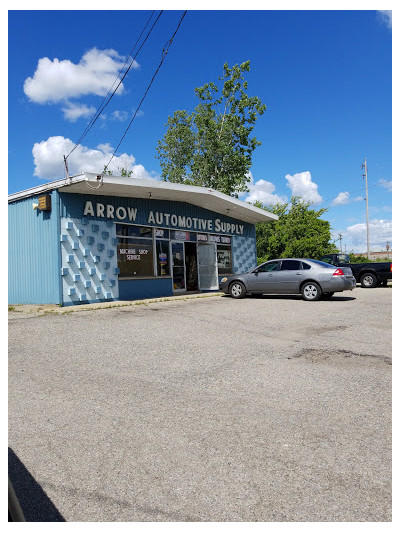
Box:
[8,286,392,522]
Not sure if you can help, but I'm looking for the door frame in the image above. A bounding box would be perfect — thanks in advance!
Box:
[197,242,219,291]
[170,240,187,292]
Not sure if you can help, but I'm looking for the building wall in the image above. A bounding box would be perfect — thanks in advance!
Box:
[59,192,255,236]
[60,191,258,276]
[9,190,258,305]
[232,229,257,273]
[60,216,119,305]
[8,191,61,304]
[119,277,173,300]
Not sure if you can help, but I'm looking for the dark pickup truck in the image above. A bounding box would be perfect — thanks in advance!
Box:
[320,253,392,288]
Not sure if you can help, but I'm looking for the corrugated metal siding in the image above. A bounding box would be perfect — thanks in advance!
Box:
[8,191,61,304]
[59,192,255,239]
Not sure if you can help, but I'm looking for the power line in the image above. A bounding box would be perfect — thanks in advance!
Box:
[70,10,158,152]
[65,10,163,162]
[103,10,187,175]
[84,11,157,127]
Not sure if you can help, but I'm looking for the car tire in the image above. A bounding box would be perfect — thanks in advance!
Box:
[322,292,335,299]
[360,273,378,288]
[229,281,246,299]
[301,282,322,301]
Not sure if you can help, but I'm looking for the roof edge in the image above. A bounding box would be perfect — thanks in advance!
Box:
[8,174,87,203]
[8,172,279,222]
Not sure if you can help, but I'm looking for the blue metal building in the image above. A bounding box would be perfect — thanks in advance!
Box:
[8,173,277,305]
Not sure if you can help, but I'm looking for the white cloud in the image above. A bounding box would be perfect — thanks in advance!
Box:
[341,219,392,253]
[62,102,96,122]
[331,192,364,206]
[112,110,129,121]
[32,136,156,181]
[24,48,138,104]
[377,10,392,30]
[96,143,114,153]
[332,191,350,206]
[242,172,287,205]
[285,171,322,204]
[379,178,392,192]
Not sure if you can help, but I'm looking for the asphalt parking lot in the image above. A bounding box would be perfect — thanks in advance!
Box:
[8,286,392,522]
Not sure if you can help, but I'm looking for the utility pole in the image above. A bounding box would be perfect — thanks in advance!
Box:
[339,233,343,253]
[362,158,370,259]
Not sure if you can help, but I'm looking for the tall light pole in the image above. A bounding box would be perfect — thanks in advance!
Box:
[362,158,370,259]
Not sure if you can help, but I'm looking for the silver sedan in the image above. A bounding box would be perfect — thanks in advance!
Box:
[219,258,356,301]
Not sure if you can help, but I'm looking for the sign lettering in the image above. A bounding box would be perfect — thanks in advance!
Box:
[83,202,245,235]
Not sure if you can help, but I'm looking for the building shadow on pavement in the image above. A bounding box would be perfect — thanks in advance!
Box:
[8,447,65,522]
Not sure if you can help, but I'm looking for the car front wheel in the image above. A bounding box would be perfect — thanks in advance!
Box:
[229,281,246,299]
[301,282,322,301]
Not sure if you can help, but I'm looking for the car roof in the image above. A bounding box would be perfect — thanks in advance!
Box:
[264,258,333,266]
[266,258,311,262]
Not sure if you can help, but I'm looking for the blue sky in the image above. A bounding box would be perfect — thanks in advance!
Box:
[8,7,393,253]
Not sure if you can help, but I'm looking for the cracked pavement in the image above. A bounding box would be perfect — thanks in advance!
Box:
[9,287,391,521]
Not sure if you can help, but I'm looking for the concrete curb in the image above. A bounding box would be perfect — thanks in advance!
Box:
[8,292,224,315]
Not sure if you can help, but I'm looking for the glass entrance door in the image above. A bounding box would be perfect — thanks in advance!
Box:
[171,241,186,292]
[197,243,218,290]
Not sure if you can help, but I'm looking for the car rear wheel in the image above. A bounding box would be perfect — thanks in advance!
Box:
[229,281,246,299]
[360,273,377,288]
[301,282,322,301]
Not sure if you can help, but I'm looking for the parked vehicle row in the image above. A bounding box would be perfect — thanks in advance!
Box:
[219,258,356,301]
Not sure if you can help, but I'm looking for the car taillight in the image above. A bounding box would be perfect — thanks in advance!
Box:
[390,263,392,272]
[332,268,344,276]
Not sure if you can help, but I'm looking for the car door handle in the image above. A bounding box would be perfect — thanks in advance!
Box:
[296,272,303,275]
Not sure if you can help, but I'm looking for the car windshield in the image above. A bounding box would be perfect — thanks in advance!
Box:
[307,259,336,268]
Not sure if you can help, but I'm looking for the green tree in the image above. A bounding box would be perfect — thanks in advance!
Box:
[156,61,266,197]
[103,166,133,177]
[348,253,368,263]
[255,197,338,263]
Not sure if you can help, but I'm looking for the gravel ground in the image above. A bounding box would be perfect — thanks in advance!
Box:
[8,287,392,522]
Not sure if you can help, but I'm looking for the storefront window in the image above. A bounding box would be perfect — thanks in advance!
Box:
[170,230,196,242]
[217,245,233,274]
[154,228,170,239]
[116,224,152,238]
[115,223,233,278]
[117,227,154,277]
[156,240,170,276]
